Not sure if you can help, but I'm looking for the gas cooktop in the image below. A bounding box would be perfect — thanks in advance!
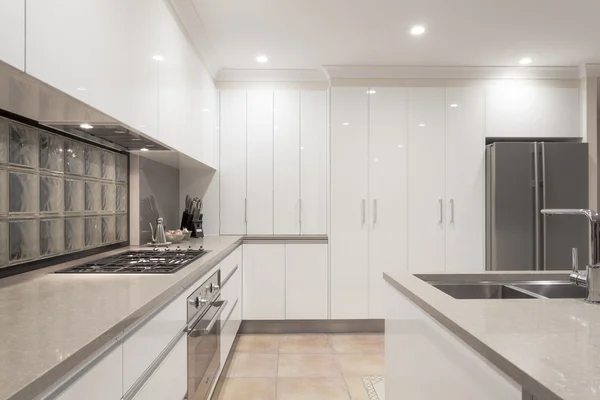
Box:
[55,247,209,274]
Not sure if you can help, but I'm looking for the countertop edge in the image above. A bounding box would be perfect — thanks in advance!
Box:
[10,238,243,400]
[382,272,561,400]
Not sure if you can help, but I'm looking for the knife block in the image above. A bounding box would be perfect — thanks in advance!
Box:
[190,213,204,238]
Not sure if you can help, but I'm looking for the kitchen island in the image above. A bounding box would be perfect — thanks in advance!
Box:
[384,270,600,400]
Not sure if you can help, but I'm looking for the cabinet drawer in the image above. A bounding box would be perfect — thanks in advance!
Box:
[220,299,241,368]
[221,246,242,282]
[220,263,241,328]
[132,334,187,400]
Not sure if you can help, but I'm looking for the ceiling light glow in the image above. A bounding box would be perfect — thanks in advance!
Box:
[519,57,532,65]
[76,87,86,91]
[410,25,426,36]
[79,123,93,129]
[367,90,376,94]
[140,148,149,152]
[342,122,350,126]
[152,54,164,61]
[418,123,426,127]
[450,104,458,108]
[256,54,268,63]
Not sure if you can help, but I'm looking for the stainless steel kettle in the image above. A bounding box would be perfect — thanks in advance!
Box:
[149,217,168,245]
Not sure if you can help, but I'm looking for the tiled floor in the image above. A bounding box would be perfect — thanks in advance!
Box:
[214,333,384,400]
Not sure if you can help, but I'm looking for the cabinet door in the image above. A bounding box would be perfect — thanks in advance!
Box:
[247,91,274,234]
[274,91,300,234]
[286,243,328,319]
[369,87,408,318]
[242,243,285,319]
[330,87,369,319]
[132,335,187,400]
[56,346,123,400]
[445,87,485,272]
[0,0,25,70]
[220,90,247,234]
[300,91,327,234]
[407,88,446,272]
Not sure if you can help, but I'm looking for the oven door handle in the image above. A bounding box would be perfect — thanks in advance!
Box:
[187,300,228,338]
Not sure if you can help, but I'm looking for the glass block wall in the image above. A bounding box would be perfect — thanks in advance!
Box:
[0,116,129,268]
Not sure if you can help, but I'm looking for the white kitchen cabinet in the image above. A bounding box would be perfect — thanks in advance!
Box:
[385,282,521,399]
[274,91,300,234]
[132,335,187,400]
[486,85,580,138]
[285,243,328,319]
[445,87,485,272]
[242,243,285,319]
[246,91,274,234]
[0,0,25,70]
[368,87,408,318]
[407,88,446,272]
[220,252,242,373]
[220,90,247,234]
[330,87,370,319]
[56,346,123,400]
[300,91,328,234]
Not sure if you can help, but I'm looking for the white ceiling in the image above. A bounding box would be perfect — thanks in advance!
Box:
[189,0,600,72]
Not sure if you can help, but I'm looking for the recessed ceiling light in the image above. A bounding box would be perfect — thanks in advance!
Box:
[519,57,532,65]
[342,122,350,126]
[256,54,268,63]
[418,123,426,127]
[410,25,426,36]
[367,90,376,94]
[201,108,210,112]
[397,144,404,148]
[79,123,93,129]
[76,87,86,91]
[140,148,149,152]
[300,146,305,150]
[450,104,459,108]
[152,54,164,61]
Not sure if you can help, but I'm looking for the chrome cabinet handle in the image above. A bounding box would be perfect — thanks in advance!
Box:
[221,264,239,287]
[244,198,247,223]
[299,198,302,227]
[438,199,443,224]
[361,199,366,225]
[450,198,455,224]
[373,199,378,224]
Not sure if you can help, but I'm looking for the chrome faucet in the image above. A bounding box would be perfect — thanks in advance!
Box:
[541,209,600,303]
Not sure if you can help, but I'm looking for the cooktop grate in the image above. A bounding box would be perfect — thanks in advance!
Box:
[55,249,208,274]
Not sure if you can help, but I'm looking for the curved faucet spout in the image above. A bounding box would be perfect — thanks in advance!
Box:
[541,209,600,223]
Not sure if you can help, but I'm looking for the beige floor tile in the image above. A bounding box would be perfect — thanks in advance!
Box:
[235,334,281,354]
[329,334,384,353]
[226,353,279,378]
[336,353,385,376]
[278,353,342,377]
[216,378,277,400]
[277,377,350,400]
[279,334,334,353]
[344,376,370,400]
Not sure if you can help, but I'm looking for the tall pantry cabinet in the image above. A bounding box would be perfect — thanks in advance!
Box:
[330,86,485,319]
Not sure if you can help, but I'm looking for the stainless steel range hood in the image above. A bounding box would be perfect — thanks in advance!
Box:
[0,60,168,152]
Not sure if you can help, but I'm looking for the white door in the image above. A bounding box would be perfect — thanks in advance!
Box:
[243,243,285,319]
[286,242,328,319]
[300,91,328,234]
[274,91,300,234]
[330,87,370,319]
[368,87,408,318]
[220,90,247,234]
[445,87,485,272]
[407,88,446,272]
[0,0,25,70]
[247,91,274,234]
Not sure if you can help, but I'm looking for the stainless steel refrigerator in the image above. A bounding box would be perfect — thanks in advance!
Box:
[486,142,589,271]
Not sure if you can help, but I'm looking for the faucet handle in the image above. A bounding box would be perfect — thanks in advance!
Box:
[572,248,579,273]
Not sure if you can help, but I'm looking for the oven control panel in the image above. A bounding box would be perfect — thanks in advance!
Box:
[186,270,220,320]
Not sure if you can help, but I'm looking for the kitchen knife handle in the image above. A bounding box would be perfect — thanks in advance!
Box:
[449,198,455,224]
[373,199,378,225]
[361,199,366,225]
[438,198,443,224]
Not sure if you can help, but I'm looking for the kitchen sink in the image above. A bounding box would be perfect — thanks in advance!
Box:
[511,282,587,299]
[431,283,536,300]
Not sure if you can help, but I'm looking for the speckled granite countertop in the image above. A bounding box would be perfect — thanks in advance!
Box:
[384,270,600,400]
[0,235,243,400]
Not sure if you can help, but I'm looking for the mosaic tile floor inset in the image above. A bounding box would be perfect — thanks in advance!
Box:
[362,376,385,400]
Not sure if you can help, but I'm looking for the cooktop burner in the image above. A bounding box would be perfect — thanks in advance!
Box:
[55,248,209,274]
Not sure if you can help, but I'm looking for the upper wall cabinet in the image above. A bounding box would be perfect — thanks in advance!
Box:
[0,0,25,70]
[486,85,580,138]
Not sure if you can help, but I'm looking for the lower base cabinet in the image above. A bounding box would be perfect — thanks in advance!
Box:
[286,243,328,319]
[132,335,187,400]
[243,243,286,319]
[385,282,521,399]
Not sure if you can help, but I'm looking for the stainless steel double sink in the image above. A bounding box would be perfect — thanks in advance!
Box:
[424,280,586,300]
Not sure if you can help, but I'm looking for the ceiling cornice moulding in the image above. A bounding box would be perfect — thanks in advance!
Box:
[217,69,329,83]
[323,65,580,80]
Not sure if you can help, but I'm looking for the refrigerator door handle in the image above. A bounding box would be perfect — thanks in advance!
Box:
[438,198,443,224]
[533,143,541,271]
[541,142,547,271]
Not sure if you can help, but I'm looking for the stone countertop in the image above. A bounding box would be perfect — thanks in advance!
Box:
[383,270,600,400]
[0,235,243,400]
